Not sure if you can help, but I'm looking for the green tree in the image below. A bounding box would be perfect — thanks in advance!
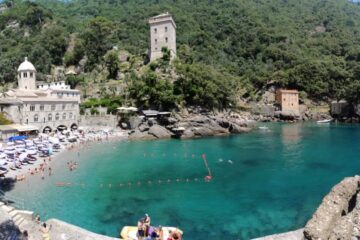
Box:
[104,50,120,79]
[66,75,84,89]
[81,17,114,71]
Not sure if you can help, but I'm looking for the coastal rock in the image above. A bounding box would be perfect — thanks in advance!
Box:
[189,115,210,124]
[148,125,173,139]
[138,124,149,132]
[181,129,195,139]
[304,175,360,240]
[192,126,216,137]
[229,124,252,134]
[128,130,156,140]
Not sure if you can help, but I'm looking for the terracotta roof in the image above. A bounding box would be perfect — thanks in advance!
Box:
[278,89,299,93]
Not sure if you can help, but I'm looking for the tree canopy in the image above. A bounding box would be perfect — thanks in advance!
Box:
[1,0,360,107]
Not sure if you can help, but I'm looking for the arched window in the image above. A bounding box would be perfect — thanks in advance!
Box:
[62,113,66,120]
[55,113,60,120]
[165,26,168,32]
[69,113,73,119]
[34,114,39,122]
[165,37,168,43]
[48,113,52,121]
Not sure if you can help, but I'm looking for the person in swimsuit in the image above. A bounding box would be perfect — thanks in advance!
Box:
[137,219,145,240]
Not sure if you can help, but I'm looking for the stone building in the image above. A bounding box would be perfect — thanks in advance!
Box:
[0,58,81,133]
[275,89,300,116]
[148,12,176,61]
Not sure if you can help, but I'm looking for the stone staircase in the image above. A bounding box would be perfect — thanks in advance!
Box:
[0,201,43,240]
[0,202,26,228]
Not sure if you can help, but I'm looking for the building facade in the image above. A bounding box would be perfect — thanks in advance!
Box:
[149,12,176,61]
[275,89,300,116]
[0,58,81,133]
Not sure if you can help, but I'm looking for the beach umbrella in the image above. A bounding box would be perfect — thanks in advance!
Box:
[0,153,7,159]
[26,149,37,155]
[19,153,28,161]
[0,159,7,166]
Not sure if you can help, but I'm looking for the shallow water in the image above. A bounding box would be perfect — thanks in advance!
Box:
[8,123,360,239]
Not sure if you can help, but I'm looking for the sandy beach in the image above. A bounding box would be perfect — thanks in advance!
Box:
[2,129,128,181]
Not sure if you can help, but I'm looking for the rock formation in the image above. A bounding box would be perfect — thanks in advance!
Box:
[304,175,360,240]
[127,110,254,140]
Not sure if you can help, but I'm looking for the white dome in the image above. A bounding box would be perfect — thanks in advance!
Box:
[17,57,36,72]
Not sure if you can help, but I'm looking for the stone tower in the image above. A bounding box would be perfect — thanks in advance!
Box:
[17,57,36,90]
[149,12,176,61]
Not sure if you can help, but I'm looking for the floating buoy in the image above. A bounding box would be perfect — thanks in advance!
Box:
[204,175,212,182]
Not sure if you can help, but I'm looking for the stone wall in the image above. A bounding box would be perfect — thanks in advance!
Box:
[80,115,118,128]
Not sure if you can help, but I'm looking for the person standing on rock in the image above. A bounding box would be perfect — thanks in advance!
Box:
[39,223,51,240]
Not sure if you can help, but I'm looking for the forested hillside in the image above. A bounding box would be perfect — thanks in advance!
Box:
[1,0,360,110]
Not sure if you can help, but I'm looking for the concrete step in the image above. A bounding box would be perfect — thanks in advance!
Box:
[14,217,24,226]
[1,205,14,213]
[12,214,21,223]
[18,220,28,230]
[9,210,18,218]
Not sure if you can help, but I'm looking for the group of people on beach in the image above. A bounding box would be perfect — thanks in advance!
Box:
[137,214,182,240]
[14,157,52,182]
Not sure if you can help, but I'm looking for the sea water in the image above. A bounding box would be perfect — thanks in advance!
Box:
[8,123,360,239]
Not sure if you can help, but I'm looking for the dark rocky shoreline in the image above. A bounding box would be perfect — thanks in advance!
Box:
[128,110,254,140]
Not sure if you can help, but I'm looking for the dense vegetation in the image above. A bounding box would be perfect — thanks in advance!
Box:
[1,0,360,110]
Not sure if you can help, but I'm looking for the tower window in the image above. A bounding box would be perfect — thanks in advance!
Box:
[30,72,33,78]
[165,37,168,43]
[30,105,35,111]
[165,26,168,32]
[154,28,157,33]
[23,72,27,78]
[155,39,157,44]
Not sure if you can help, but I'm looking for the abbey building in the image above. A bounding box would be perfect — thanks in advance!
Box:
[0,58,81,133]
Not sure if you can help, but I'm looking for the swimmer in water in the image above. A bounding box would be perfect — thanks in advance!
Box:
[218,158,223,163]
[228,160,233,164]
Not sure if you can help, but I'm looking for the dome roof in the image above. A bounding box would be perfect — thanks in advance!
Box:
[17,57,36,72]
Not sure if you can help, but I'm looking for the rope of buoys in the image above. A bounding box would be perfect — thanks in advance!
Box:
[55,177,210,188]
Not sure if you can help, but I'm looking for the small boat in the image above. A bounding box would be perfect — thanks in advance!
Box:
[259,126,269,130]
[120,226,183,240]
[317,119,332,124]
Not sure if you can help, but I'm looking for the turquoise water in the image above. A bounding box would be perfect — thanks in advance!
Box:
[8,123,360,239]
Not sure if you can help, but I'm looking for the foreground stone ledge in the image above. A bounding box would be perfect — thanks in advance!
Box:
[47,219,119,240]
[253,228,304,240]
[304,175,360,240]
